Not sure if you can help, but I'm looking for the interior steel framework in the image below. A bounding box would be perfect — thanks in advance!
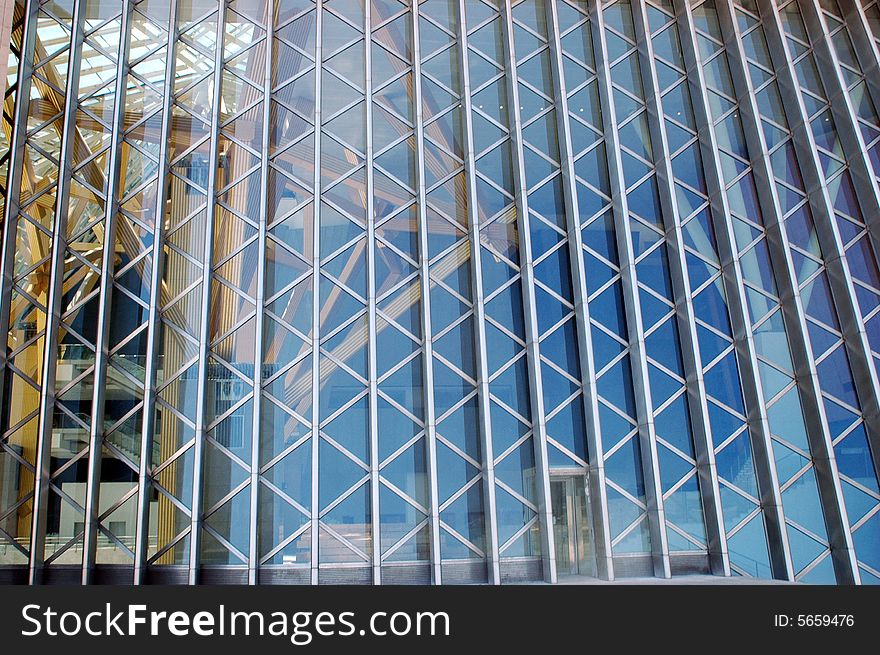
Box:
[0,0,879,585]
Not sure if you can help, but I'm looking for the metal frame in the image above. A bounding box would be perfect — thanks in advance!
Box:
[544,0,615,581]
[311,0,322,587]
[631,0,729,575]
[81,0,134,585]
[28,0,85,583]
[248,0,275,585]
[411,0,443,585]
[499,0,558,585]
[716,0,805,580]
[677,0,794,580]
[364,0,380,586]
[457,0,501,585]
[3,0,880,584]
[759,0,870,582]
[0,0,37,575]
[188,0,228,585]
[590,0,671,578]
[133,0,180,585]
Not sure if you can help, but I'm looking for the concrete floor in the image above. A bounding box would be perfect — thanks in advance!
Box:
[527,574,795,585]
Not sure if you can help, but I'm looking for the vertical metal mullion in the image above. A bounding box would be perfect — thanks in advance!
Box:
[311,0,322,586]
[133,0,180,585]
[248,0,274,586]
[499,1,556,584]
[411,0,442,586]
[364,1,380,585]
[0,0,37,422]
[675,0,790,580]
[81,0,134,585]
[543,0,614,581]
[837,0,880,127]
[590,1,671,579]
[721,0,827,581]
[188,0,228,585]
[760,0,873,582]
[0,0,36,579]
[631,0,730,576]
[456,0,500,585]
[799,0,880,265]
[28,0,86,584]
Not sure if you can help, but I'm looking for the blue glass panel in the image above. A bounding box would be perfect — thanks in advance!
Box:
[436,397,481,457]
[727,514,772,578]
[540,362,578,412]
[715,433,758,497]
[597,356,637,418]
[485,283,526,337]
[638,287,671,329]
[766,388,809,451]
[591,326,625,371]
[440,490,485,556]
[834,424,879,492]
[657,443,693,491]
[490,358,532,419]
[535,285,568,335]
[613,520,652,554]
[377,395,420,462]
[546,395,588,463]
[434,318,476,380]
[574,143,609,194]
[672,143,706,193]
[703,351,745,414]
[606,486,643,539]
[582,210,617,263]
[323,395,369,461]
[851,512,880,570]
[432,358,472,412]
[480,244,518,293]
[840,480,877,524]
[382,358,425,416]
[590,282,628,337]
[489,400,529,455]
[787,525,826,574]
[584,250,616,294]
[534,248,573,302]
[798,554,837,583]
[664,477,708,545]
[696,324,730,363]
[494,486,533,546]
[801,274,840,329]
[647,363,680,407]
[654,394,693,455]
[816,347,859,408]
[644,318,682,374]
[719,484,758,532]
[772,440,808,486]
[382,441,428,508]
[627,176,662,226]
[598,401,636,449]
[529,214,565,255]
[605,437,646,499]
[707,399,744,447]
[540,319,580,375]
[692,279,731,334]
[319,440,367,509]
[485,321,521,374]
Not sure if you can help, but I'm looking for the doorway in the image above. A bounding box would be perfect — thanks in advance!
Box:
[550,474,597,577]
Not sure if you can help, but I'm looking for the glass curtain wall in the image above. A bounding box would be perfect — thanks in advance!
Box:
[0,0,879,585]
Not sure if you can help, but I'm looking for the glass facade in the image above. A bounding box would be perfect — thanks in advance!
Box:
[0,0,879,585]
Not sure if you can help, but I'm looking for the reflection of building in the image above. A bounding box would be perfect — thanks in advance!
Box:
[0,0,879,585]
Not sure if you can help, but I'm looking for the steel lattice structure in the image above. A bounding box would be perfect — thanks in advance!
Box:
[0,0,879,585]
